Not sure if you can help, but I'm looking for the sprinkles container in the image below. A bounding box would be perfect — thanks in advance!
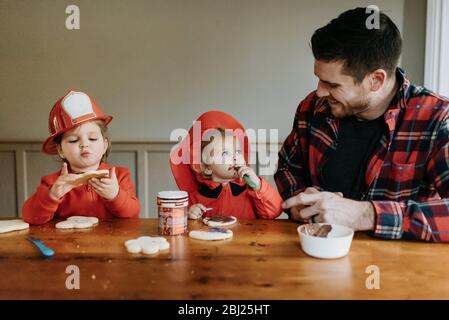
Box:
[157,191,189,236]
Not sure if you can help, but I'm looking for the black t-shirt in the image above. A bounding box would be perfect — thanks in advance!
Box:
[320,115,386,200]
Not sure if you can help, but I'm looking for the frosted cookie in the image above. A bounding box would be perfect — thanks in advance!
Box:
[202,214,237,227]
[189,228,233,241]
[0,219,29,234]
[125,236,170,254]
[55,216,99,229]
[70,169,110,185]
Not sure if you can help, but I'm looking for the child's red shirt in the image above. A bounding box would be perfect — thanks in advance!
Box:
[22,162,140,225]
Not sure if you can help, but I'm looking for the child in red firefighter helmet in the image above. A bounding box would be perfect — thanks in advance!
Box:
[22,90,141,225]
[170,110,282,220]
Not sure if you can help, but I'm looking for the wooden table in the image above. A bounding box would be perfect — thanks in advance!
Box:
[0,218,448,300]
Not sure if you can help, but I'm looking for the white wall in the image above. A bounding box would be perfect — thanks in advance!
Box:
[0,0,425,144]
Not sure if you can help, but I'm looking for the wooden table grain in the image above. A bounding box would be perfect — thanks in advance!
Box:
[0,218,448,300]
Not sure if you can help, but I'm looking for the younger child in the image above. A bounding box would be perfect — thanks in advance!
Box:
[170,111,282,220]
[22,90,141,225]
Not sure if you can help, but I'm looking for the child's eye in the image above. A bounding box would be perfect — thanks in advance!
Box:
[68,139,78,143]
[89,138,98,141]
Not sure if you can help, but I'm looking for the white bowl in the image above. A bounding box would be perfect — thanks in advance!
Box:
[297,223,354,259]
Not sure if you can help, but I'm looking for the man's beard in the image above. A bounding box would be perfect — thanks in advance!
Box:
[328,98,369,119]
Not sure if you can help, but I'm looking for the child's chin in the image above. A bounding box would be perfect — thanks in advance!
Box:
[212,175,236,182]
[76,159,101,167]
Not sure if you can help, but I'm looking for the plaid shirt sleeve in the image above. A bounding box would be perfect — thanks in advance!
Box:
[372,114,449,242]
[274,95,312,202]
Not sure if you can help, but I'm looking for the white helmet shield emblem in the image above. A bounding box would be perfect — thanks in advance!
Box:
[61,91,96,124]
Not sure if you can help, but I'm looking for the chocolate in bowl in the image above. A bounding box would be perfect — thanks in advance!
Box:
[297,223,354,259]
[302,223,332,238]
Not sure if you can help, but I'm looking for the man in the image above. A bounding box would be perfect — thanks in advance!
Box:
[274,7,449,242]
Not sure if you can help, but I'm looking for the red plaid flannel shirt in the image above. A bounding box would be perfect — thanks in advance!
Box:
[275,68,449,242]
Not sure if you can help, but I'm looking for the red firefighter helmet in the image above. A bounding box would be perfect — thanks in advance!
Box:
[42,90,113,155]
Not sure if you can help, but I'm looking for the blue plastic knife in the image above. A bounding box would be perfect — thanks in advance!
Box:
[27,236,55,257]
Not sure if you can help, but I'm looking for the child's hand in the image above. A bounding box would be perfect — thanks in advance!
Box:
[236,165,261,191]
[189,203,207,220]
[88,167,120,200]
[49,163,84,200]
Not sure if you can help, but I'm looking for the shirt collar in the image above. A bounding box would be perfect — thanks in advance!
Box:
[198,181,248,198]
[385,67,410,114]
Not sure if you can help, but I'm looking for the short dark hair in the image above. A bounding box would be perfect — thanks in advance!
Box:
[311,7,402,83]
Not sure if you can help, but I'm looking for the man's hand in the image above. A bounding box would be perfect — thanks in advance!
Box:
[89,167,119,200]
[287,187,321,222]
[282,187,375,231]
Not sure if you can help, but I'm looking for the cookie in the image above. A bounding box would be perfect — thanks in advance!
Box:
[189,228,233,241]
[124,236,170,254]
[202,214,237,227]
[55,216,99,229]
[0,219,29,234]
[70,169,110,185]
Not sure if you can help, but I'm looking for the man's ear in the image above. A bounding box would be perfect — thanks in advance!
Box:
[370,69,387,91]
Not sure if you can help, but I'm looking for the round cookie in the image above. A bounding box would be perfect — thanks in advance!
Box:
[55,216,99,229]
[202,214,237,227]
[189,228,233,241]
[0,219,29,234]
[124,236,170,255]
